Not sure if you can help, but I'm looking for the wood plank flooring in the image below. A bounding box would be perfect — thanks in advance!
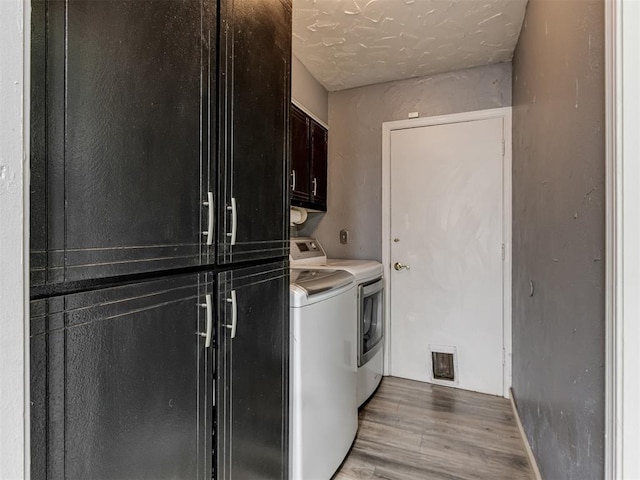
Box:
[333,377,533,480]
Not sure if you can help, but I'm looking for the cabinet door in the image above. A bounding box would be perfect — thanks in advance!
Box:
[30,0,47,286]
[30,0,215,286]
[310,119,328,210]
[216,261,289,479]
[217,0,291,264]
[30,274,213,479]
[290,105,310,203]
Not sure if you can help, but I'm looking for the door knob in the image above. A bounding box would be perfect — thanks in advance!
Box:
[394,262,410,271]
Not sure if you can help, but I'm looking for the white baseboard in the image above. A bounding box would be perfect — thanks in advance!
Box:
[509,388,543,480]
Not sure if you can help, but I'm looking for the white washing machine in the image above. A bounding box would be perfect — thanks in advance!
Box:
[290,238,385,407]
[289,268,358,480]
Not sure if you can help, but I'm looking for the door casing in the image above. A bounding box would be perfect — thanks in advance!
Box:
[381,106,513,398]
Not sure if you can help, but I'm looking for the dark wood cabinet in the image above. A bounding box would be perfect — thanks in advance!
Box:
[31,0,293,283]
[30,274,213,479]
[30,0,292,478]
[30,263,291,480]
[30,0,216,286]
[310,119,328,207]
[216,0,291,265]
[290,106,310,202]
[216,261,289,479]
[290,105,328,211]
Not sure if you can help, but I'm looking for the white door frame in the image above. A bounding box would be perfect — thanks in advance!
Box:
[381,107,512,398]
[0,0,30,478]
[605,0,639,478]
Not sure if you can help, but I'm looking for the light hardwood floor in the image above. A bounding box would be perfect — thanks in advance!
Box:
[333,377,534,480]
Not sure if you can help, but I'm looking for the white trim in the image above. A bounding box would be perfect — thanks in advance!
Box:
[609,0,640,478]
[606,1,640,478]
[604,0,618,477]
[510,388,543,480]
[0,0,30,477]
[291,98,329,130]
[381,107,513,397]
[502,110,513,399]
[23,0,31,474]
[381,121,391,377]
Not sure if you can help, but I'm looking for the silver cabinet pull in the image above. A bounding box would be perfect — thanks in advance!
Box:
[312,177,318,196]
[226,197,237,246]
[198,294,213,348]
[226,290,237,339]
[394,262,410,271]
[203,192,214,246]
[291,170,296,191]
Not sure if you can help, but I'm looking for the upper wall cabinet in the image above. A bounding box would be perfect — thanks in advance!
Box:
[290,106,311,203]
[216,0,291,265]
[31,0,216,286]
[309,119,328,208]
[290,104,328,211]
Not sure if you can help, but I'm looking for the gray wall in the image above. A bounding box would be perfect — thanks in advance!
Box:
[511,1,605,478]
[301,63,512,259]
[291,55,328,124]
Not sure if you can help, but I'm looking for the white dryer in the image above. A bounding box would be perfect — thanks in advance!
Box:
[289,268,358,480]
[290,238,385,407]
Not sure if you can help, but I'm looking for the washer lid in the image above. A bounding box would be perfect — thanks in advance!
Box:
[290,269,353,297]
[323,259,383,282]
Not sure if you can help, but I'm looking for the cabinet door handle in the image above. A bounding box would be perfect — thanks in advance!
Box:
[291,170,296,191]
[312,177,318,196]
[226,290,237,339]
[226,197,237,246]
[198,294,213,348]
[202,192,214,246]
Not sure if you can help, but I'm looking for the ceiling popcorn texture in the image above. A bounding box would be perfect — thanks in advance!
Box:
[293,0,528,91]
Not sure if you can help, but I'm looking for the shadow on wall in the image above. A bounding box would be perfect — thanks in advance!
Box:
[291,212,325,239]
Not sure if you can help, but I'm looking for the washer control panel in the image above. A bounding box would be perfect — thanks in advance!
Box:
[290,238,327,263]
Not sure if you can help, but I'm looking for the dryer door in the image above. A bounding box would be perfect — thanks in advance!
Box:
[359,278,384,366]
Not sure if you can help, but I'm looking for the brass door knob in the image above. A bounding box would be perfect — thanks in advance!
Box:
[394,262,410,271]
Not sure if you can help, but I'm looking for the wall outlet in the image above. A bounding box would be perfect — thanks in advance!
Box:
[339,229,349,244]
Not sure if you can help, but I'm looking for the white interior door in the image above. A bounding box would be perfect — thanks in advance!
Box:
[389,117,505,396]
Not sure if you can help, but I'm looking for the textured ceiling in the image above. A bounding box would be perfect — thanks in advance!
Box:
[293,0,528,91]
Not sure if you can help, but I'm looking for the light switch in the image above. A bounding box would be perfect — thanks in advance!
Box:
[339,229,349,244]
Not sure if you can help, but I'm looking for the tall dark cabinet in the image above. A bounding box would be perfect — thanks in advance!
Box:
[216,262,289,479]
[30,0,291,478]
[31,0,214,285]
[217,0,290,265]
[31,275,213,479]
